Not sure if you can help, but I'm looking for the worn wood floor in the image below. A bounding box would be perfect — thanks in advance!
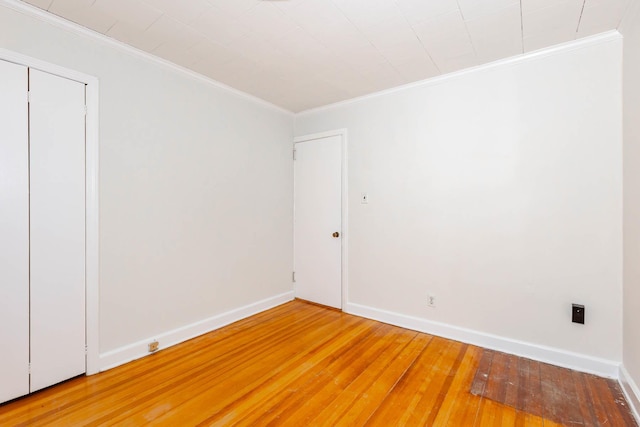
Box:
[0,300,636,426]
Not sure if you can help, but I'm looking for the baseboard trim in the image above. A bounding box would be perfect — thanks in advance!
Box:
[620,366,640,424]
[99,291,295,371]
[344,302,620,378]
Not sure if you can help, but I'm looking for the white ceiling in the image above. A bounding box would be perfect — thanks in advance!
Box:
[21,0,632,112]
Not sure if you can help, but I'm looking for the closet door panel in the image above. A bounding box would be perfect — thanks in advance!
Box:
[0,60,30,403]
[29,69,86,392]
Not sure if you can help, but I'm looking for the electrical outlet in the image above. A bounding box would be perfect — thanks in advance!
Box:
[148,340,159,353]
[427,295,436,308]
[572,304,585,324]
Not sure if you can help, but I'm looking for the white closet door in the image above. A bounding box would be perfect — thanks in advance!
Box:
[29,69,86,392]
[0,60,30,402]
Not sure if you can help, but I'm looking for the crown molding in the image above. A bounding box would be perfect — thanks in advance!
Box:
[297,31,622,116]
[0,0,294,116]
[1,1,624,119]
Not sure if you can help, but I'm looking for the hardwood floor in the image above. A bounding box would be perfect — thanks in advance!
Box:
[0,300,636,426]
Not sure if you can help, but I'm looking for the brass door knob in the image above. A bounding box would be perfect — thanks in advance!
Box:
[332,232,340,238]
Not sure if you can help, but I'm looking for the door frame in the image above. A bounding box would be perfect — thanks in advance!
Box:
[0,48,100,375]
[294,129,349,309]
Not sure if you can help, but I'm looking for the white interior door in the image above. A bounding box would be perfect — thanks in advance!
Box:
[29,69,86,392]
[0,59,30,403]
[294,135,342,309]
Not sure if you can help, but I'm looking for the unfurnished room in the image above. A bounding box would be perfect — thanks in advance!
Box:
[1,0,640,425]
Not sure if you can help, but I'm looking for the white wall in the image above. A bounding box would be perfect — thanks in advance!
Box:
[0,3,293,356]
[296,37,623,366]
[620,0,640,413]
[0,0,629,382]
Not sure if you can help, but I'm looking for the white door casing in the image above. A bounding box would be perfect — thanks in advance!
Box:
[29,69,87,392]
[0,48,100,379]
[294,133,345,309]
[0,59,30,402]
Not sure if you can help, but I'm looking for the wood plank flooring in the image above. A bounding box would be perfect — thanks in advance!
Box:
[470,349,636,426]
[0,300,636,426]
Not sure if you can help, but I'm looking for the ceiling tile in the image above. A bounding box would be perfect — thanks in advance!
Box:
[280,0,352,36]
[23,0,52,10]
[583,0,628,9]
[199,58,262,91]
[206,0,260,19]
[376,39,430,65]
[48,0,117,33]
[236,2,299,41]
[360,14,416,42]
[413,10,468,42]
[251,65,297,88]
[522,1,583,39]
[334,43,392,70]
[358,60,405,90]
[458,0,520,20]
[331,0,404,29]
[312,62,374,97]
[121,15,184,52]
[48,0,92,9]
[523,29,577,52]
[226,33,284,64]
[423,32,475,65]
[413,10,476,72]
[189,40,243,67]
[578,0,630,35]
[310,21,371,53]
[152,26,206,66]
[190,7,251,46]
[281,77,351,111]
[392,54,440,83]
[92,0,162,30]
[271,27,333,64]
[107,21,147,47]
[272,0,310,13]
[248,76,297,107]
[395,0,460,24]
[141,0,211,25]
[436,51,479,73]
[521,0,582,15]
[465,4,523,63]
[259,51,320,83]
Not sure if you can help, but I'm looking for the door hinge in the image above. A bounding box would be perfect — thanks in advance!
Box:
[293,149,297,161]
[27,91,30,103]
[84,105,87,116]
[85,344,88,355]
[292,272,296,283]
[28,363,31,374]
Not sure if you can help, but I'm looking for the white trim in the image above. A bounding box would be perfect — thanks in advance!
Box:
[293,130,349,309]
[0,0,293,116]
[620,365,640,424]
[293,129,348,144]
[84,77,100,376]
[297,31,623,116]
[0,48,100,376]
[0,47,96,85]
[99,291,295,372]
[345,302,620,378]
